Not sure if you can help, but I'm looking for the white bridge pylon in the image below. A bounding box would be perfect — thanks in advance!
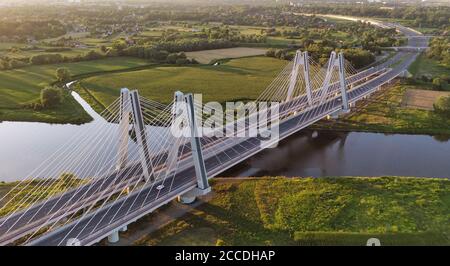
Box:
[117,89,210,200]
[286,50,351,111]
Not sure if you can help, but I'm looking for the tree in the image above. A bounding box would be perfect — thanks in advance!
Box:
[434,96,450,117]
[432,77,445,90]
[40,86,62,108]
[56,67,71,83]
[265,48,276,57]
[112,39,127,52]
[84,50,103,60]
[30,53,64,65]
[9,59,27,69]
[166,53,178,64]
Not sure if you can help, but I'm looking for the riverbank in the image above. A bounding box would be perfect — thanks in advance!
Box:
[0,57,151,124]
[311,83,450,136]
[134,176,450,246]
[0,174,85,217]
[0,90,93,124]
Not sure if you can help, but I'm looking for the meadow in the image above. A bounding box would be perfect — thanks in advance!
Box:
[79,56,287,110]
[312,84,450,135]
[408,53,450,90]
[0,57,151,123]
[135,176,450,246]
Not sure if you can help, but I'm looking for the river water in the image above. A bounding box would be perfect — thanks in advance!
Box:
[0,93,449,182]
[223,130,450,178]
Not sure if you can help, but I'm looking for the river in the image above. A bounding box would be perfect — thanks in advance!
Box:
[0,93,449,182]
[223,130,450,178]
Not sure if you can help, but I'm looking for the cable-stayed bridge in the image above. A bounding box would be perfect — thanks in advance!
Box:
[0,49,419,246]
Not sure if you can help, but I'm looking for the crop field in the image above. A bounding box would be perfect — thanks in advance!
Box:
[135,177,450,246]
[402,89,450,110]
[313,84,450,135]
[0,57,151,123]
[79,56,287,109]
[185,47,267,64]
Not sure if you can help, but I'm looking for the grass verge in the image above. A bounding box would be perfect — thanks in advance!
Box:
[311,83,450,135]
[135,176,450,246]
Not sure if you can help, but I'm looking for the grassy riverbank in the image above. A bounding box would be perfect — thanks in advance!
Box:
[0,57,151,123]
[0,174,85,217]
[136,176,450,246]
[311,84,450,135]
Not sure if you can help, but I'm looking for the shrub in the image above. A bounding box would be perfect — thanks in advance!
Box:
[9,59,28,68]
[432,77,447,90]
[56,67,71,83]
[434,96,450,117]
[175,58,190,65]
[40,86,63,108]
[265,48,276,57]
[215,239,225,246]
[83,50,104,60]
[30,53,63,65]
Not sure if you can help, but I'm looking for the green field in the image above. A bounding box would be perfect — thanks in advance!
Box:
[0,175,85,217]
[79,56,287,109]
[136,177,450,246]
[409,53,450,83]
[312,84,450,135]
[0,57,151,123]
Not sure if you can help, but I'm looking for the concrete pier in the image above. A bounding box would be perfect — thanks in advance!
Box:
[107,231,119,243]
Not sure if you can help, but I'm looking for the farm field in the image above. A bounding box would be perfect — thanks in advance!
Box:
[0,57,151,123]
[185,47,267,64]
[312,84,450,135]
[79,56,287,109]
[135,177,450,246]
[402,89,450,110]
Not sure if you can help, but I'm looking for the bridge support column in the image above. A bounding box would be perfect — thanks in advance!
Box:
[130,90,154,182]
[107,230,119,243]
[302,51,313,106]
[286,50,301,102]
[337,52,350,112]
[117,88,131,170]
[178,93,211,204]
[166,91,185,175]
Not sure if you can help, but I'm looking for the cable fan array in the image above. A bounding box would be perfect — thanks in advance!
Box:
[0,50,395,246]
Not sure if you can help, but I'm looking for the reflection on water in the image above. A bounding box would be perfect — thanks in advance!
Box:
[0,92,166,182]
[224,130,450,178]
[1,91,449,181]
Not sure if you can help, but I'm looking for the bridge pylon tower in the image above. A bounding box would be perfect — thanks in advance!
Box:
[117,88,154,182]
[336,52,350,111]
[178,93,211,204]
[286,50,313,105]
